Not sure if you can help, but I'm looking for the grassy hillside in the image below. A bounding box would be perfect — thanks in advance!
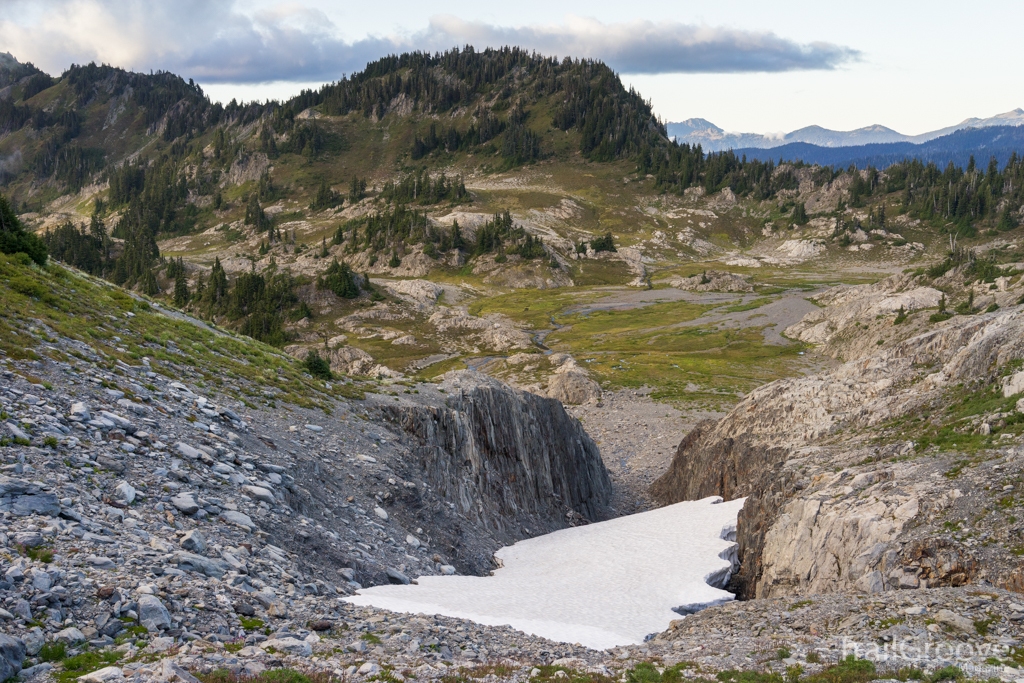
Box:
[3,48,1024,413]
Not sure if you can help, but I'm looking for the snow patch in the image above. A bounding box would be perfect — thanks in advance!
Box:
[346,496,744,649]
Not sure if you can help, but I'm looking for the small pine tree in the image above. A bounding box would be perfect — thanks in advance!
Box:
[791,202,809,226]
[304,350,333,380]
[894,305,907,325]
[173,271,190,307]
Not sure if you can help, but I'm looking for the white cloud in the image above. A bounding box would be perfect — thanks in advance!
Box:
[0,1,859,84]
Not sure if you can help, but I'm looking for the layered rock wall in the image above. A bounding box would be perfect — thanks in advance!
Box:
[381,373,612,541]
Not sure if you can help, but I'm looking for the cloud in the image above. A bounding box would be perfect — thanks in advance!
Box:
[0,1,859,84]
[426,16,859,75]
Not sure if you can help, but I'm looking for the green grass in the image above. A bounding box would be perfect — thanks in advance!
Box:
[197,669,330,683]
[20,544,54,563]
[723,297,776,313]
[468,283,808,406]
[238,616,264,630]
[56,651,121,683]
[909,383,1024,454]
[38,641,66,662]
[0,255,363,411]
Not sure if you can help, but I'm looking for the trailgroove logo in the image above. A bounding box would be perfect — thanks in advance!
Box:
[840,636,1011,678]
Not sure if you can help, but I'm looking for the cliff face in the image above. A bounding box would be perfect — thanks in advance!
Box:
[379,372,613,544]
[652,305,1024,600]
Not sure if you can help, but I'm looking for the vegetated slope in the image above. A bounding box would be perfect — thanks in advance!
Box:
[732,125,1024,170]
[8,47,1024,409]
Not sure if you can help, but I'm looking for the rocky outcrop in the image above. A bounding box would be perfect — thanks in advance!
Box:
[546,371,601,405]
[653,305,1024,599]
[380,372,612,542]
[784,274,943,359]
[545,355,602,405]
[669,271,753,293]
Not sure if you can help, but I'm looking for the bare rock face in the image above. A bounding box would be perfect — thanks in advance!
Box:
[226,152,270,185]
[784,274,943,359]
[653,306,1024,599]
[381,279,444,308]
[381,372,612,540]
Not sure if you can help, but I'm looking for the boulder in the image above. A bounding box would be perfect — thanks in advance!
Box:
[0,634,26,682]
[113,481,136,505]
[261,638,312,657]
[170,493,199,515]
[77,666,124,682]
[220,510,255,532]
[54,627,86,644]
[179,530,206,553]
[175,552,229,578]
[1004,370,1024,397]
[0,477,60,517]
[137,594,171,631]
[242,485,275,505]
[174,442,203,460]
[547,371,601,405]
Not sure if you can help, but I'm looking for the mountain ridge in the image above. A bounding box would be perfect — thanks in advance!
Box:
[668,108,1024,151]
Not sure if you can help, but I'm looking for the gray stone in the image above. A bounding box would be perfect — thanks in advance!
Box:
[21,629,42,657]
[547,370,602,405]
[0,634,26,682]
[76,665,124,682]
[934,608,974,633]
[11,600,31,621]
[69,402,90,421]
[0,477,61,517]
[137,594,172,632]
[175,552,229,578]
[29,570,52,591]
[261,637,312,656]
[220,551,246,573]
[113,481,136,505]
[386,567,411,585]
[18,662,52,679]
[855,570,884,593]
[5,422,30,442]
[86,555,115,569]
[179,530,206,553]
[94,456,125,474]
[13,532,43,548]
[358,662,380,676]
[54,627,86,644]
[171,492,199,515]
[174,442,203,460]
[374,506,389,521]
[220,510,255,531]
[242,485,275,505]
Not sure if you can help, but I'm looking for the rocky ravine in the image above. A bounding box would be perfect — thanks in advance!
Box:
[652,275,1024,601]
[0,315,613,681]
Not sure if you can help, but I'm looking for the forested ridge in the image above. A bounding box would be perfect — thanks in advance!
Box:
[3,46,1024,348]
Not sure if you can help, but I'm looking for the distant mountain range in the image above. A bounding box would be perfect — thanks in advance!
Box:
[666,109,1024,152]
[729,125,1024,170]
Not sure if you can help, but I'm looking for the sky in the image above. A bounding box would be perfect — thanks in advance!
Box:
[2,0,1022,136]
